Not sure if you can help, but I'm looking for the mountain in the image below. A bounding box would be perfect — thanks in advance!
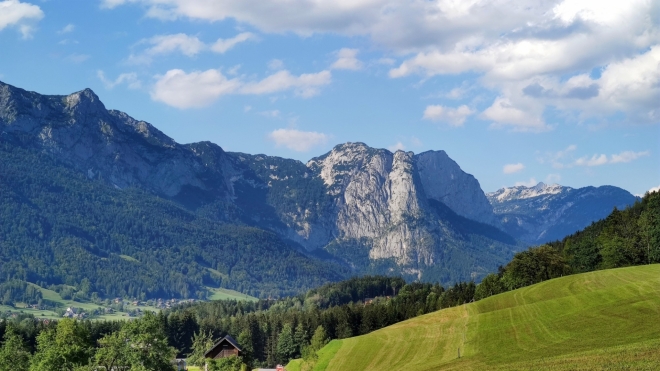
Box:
[487,182,638,245]
[0,80,519,299]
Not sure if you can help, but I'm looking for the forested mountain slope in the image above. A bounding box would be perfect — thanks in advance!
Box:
[0,80,523,297]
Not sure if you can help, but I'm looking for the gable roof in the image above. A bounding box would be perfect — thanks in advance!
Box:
[204,335,242,357]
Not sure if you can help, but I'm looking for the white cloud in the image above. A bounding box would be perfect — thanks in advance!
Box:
[240,70,332,98]
[268,59,284,70]
[97,70,142,90]
[481,97,550,132]
[151,69,242,109]
[538,144,577,169]
[58,23,75,34]
[574,150,649,166]
[105,0,659,127]
[0,0,43,38]
[128,32,253,65]
[210,32,255,53]
[515,177,538,187]
[151,68,331,108]
[503,163,525,174]
[648,185,660,194]
[545,173,561,184]
[268,128,329,152]
[423,104,473,127]
[388,141,405,152]
[331,48,363,70]
[574,154,608,167]
[129,33,205,64]
[67,53,90,63]
[259,110,281,118]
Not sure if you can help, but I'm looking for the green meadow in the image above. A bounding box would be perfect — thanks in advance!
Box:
[291,265,660,371]
[1,282,256,321]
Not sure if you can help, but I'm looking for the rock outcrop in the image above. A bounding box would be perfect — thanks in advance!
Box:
[0,80,516,284]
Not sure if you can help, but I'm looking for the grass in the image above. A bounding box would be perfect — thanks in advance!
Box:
[206,287,258,302]
[312,265,660,371]
[1,281,257,321]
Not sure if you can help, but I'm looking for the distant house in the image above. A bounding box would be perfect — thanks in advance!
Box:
[204,335,243,371]
[205,334,242,359]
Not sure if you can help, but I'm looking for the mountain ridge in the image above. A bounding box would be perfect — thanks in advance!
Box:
[487,182,638,244]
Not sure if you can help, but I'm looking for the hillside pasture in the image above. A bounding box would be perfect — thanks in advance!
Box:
[304,265,660,371]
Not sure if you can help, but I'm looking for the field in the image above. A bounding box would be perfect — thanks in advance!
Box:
[1,282,256,321]
[206,287,258,302]
[289,265,660,371]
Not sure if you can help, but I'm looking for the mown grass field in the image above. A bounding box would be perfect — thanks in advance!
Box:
[206,287,258,302]
[290,265,660,371]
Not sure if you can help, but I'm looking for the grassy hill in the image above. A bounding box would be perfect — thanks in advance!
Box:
[290,264,660,370]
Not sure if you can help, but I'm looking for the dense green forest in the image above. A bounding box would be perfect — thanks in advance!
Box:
[0,144,346,300]
[475,190,660,299]
[1,186,657,369]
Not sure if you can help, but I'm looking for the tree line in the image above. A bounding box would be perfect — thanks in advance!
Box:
[1,184,657,369]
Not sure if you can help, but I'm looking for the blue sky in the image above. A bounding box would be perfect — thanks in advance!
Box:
[0,0,658,195]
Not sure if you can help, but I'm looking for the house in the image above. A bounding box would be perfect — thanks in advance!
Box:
[204,335,243,371]
[204,335,242,359]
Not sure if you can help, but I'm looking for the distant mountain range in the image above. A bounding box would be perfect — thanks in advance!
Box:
[0,80,638,298]
[487,182,638,245]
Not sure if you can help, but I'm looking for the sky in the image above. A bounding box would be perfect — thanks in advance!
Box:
[0,0,658,195]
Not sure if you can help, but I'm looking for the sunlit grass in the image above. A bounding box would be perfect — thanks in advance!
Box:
[315,265,660,371]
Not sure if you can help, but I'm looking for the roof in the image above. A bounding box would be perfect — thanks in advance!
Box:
[204,335,243,357]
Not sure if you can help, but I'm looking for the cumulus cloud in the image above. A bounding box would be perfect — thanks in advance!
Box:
[331,48,363,70]
[388,141,405,152]
[104,0,659,127]
[129,32,254,64]
[268,128,329,152]
[67,53,90,63]
[151,68,331,108]
[97,70,142,90]
[648,185,660,194]
[58,24,75,34]
[151,69,242,108]
[481,98,550,132]
[503,163,525,174]
[240,70,331,98]
[268,59,284,70]
[574,150,649,166]
[423,104,473,126]
[538,144,577,169]
[515,178,538,187]
[0,0,44,38]
[546,173,561,184]
[210,32,255,53]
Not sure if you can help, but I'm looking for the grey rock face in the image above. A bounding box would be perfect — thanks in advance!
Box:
[0,81,237,203]
[0,80,517,283]
[415,150,495,225]
[487,182,638,245]
[307,143,436,266]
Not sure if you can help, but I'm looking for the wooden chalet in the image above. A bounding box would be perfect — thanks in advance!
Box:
[204,335,242,360]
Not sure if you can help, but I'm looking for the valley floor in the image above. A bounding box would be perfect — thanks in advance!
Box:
[288,265,660,371]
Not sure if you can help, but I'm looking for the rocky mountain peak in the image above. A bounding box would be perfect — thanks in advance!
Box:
[65,88,106,114]
[414,150,495,225]
[488,182,569,203]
